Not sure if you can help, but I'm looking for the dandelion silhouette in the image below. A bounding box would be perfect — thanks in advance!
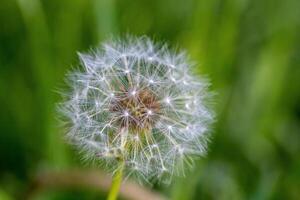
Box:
[60,37,213,190]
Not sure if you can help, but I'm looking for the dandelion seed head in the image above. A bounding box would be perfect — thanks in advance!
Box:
[60,36,213,184]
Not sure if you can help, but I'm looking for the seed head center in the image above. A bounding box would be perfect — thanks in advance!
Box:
[110,88,160,130]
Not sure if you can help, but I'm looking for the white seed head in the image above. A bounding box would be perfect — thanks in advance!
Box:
[60,36,213,184]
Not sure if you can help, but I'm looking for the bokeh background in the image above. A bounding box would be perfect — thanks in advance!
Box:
[1,0,300,199]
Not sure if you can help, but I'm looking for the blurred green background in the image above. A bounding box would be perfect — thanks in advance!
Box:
[0,0,300,199]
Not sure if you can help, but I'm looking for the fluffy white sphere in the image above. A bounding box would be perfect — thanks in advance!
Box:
[60,37,213,184]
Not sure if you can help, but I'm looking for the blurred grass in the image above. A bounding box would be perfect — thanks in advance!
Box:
[0,0,300,199]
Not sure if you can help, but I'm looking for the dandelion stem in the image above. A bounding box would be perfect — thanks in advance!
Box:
[107,161,124,200]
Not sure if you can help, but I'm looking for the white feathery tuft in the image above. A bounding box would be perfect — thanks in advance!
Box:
[60,36,213,184]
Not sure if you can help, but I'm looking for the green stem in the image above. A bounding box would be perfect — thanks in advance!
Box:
[107,162,124,200]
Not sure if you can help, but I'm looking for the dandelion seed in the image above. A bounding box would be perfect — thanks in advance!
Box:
[147,109,153,115]
[130,89,137,96]
[134,135,139,141]
[123,111,129,117]
[165,97,171,104]
[170,76,176,82]
[59,36,213,184]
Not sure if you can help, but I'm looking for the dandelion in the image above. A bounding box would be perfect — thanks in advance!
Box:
[60,36,213,199]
